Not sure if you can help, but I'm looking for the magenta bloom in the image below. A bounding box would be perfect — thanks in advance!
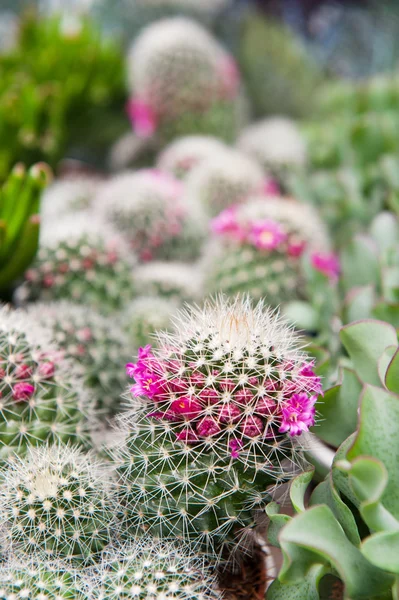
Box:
[279,393,317,437]
[240,415,264,437]
[197,417,221,437]
[126,98,157,138]
[249,220,286,251]
[263,178,280,196]
[170,397,203,419]
[219,403,242,424]
[211,206,245,242]
[255,397,277,416]
[38,362,55,379]
[287,240,307,257]
[14,364,33,379]
[13,383,35,401]
[299,362,323,396]
[147,410,177,422]
[176,428,199,443]
[198,388,220,405]
[311,252,340,281]
[229,438,243,459]
[234,388,254,405]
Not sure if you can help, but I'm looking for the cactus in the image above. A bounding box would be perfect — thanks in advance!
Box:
[0,162,51,297]
[127,18,246,144]
[185,149,265,217]
[0,306,91,462]
[41,175,101,223]
[0,444,119,564]
[0,558,87,599]
[24,301,131,416]
[156,135,227,180]
[204,198,331,306]
[134,261,202,303]
[95,169,205,262]
[124,297,176,349]
[237,118,307,180]
[16,214,135,314]
[89,537,221,599]
[114,296,321,558]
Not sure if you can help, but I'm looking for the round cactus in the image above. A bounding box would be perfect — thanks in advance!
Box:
[41,175,102,223]
[16,214,135,314]
[95,169,205,262]
[0,558,86,599]
[237,118,307,178]
[204,197,330,306]
[134,261,202,303]
[88,538,221,600]
[124,296,176,349]
[24,302,131,416]
[127,17,246,144]
[0,306,91,462]
[156,135,227,179]
[0,444,119,564]
[185,149,265,217]
[115,296,321,557]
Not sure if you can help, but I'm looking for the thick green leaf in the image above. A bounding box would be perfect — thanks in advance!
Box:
[378,346,398,387]
[362,531,399,575]
[344,285,376,324]
[268,565,325,599]
[372,303,399,330]
[332,434,360,508]
[340,320,398,386]
[340,236,380,292]
[385,349,399,394]
[290,469,314,513]
[265,502,291,548]
[369,212,399,254]
[0,216,40,290]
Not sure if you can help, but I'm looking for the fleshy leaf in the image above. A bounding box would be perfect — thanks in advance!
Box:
[385,349,399,394]
[290,468,314,514]
[268,565,326,599]
[362,531,399,575]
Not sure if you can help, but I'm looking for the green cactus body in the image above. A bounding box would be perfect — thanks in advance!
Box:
[0,307,91,462]
[25,302,131,416]
[115,297,321,557]
[157,135,227,180]
[205,197,329,305]
[0,445,119,564]
[0,559,86,599]
[89,538,221,599]
[134,262,202,303]
[125,297,176,349]
[95,170,205,263]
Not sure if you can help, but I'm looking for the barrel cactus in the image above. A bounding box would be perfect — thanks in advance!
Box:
[127,17,246,144]
[204,197,331,306]
[0,306,91,462]
[24,301,131,416]
[0,444,119,564]
[114,296,321,558]
[89,538,221,599]
[185,149,265,217]
[124,297,175,349]
[95,169,205,262]
[41,175,101,222]
[156,135,227,180]
[134,261,202,302]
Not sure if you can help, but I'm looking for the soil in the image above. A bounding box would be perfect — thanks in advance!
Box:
[217,543,270,600]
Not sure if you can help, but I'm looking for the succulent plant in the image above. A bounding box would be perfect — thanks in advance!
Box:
[95,169,205,262]
[124,296,176,349]
[0,162,50,298]
[156,135,227,180]
[0,558,87,599]
[126,17,246,144]
[114,296,322,558]
[88,537,221,599]
[24,301,131,416]
[0,444,119,564]
[0,306,91,463]
[41,175,101,223]
[16,214,135,314]
[185,149,265,217]
[134,261,202,303]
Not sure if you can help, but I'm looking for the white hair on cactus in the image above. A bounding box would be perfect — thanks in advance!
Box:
[157,135,227,179]
[125,296,176,348]
[134,0,229,14]
[41,175,102,223]
[134,261,203,301]
[237,117,307,171]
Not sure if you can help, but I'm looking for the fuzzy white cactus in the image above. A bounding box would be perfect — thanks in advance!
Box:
[156,135,227,179]
[134,261,203,302]
[41,175,102,223]
[124,296,176,349]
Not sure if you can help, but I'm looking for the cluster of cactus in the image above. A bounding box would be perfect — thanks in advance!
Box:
[0,306,91,463]
[114,296,322,558]
[124,296,176,349]
[95,169,206,262]
[0,162,50,298]
[25,301,131,415]
[134,261,202,303]
[156,135,227,179]
[41,175,102,222]
[127,17,246,144]
[204,197,333,307]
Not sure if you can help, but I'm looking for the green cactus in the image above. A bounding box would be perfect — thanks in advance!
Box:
[124,296,176,349]
[0,306,92,463]
[134,261,202,303]
[156,135,227,180]
[0,444,119,564]
[0,162,50,297]
[114,296,321,558]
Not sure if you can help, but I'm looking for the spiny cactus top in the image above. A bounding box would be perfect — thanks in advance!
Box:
[185,149,266,217]
[0,558,86,599]
[237,117,307,175]
[88,538,221,599]
[95,169,205,262]
[124,297,176,350]
[115,296,321,555]
[0,306,91,462]
[24,302,131,416]
[205,197,333,304]
[41,175,102,222]
[134,261,202,302]
[156,135,227,179]
[0,445,119,564]
[126,18,244,142]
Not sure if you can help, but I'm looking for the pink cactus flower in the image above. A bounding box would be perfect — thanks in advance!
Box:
[234,388,254,405]
[263,178,280,196]
[240,415,264,437]
[311,252,340,281]
[198,388,220,405]
[13,383,35,401]
[219,403,242,424]
[211,206,246,242]
[229,438,243,458]
[38,362,55,379]
[126,97,157,138]
[249,220,286,251]
[299,362,323,396]
[197,417,221,437]
[219,56,240,99]
[255,397,277,416]
[170,397,203,419]
[287,240,307,257]
[14,364,33,379]
[147,410,178,422]
[176,428,199,443]
[279,393,317,437]
[220,378,236,392]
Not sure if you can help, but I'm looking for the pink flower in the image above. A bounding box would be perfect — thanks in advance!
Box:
[197,417,221,437]
[219,56,240,99]
[234,388,254,405]
[147,410,178,422]
[311,252,340,281]
[0,368,5,379]
[279,393,317,437]
[255,397,277,416]
[198,388,220,405]
[299,362,323,396]
[170,397,203,419]
[263,178,280,196]
[240,415,264,437]
[13,383,35,401]
[126,363,136,378]
[229,438,243,458]
[76,328,92,342]
[168,378,189,394]
[249,220,286,251]
[219,403,242,424]
[287,240,307,257]
[211,206,245,242]
[14,364,33,379]
[126,97,157,138]
[176,428,199,443]
[38,362,55,379]
[220,378,236,392]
